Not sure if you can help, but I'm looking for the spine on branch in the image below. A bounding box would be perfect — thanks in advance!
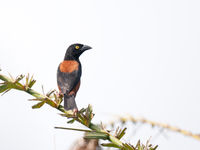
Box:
[0,71,157,150]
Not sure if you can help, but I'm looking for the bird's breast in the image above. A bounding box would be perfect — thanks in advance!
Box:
[59,60,79,73]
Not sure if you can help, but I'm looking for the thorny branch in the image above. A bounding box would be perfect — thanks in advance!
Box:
[0,71,157,150]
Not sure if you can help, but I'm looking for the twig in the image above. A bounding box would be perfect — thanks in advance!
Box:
[110,115,200,141]
[0,72,157,150]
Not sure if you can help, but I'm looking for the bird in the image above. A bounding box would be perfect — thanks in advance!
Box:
[57,43,92,112]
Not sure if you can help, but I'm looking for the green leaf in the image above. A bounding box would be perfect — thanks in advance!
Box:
[150,145,158,150]
[0,74,12,82]
[59,111,77,118]
[84,131,108,140]
[67,119,75,124]
[30,74,34,82]
[46,89,56,97]
[29,98,44,101]
[117,127,127,139]
[0,85,9,93]
[101,143,121,148]
[82,104,94,126]
[55,127,92,132]
[44,98,57,108]
[138,144,142,150]
[32,101,45,109]
[122,143,135,150]
[136,140,141,148]
[25,73,29,88]
[77,112,86,124]
[28,79,36,88]
[79,108,86,113]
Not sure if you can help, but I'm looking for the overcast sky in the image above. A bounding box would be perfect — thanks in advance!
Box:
[0,0,200,150]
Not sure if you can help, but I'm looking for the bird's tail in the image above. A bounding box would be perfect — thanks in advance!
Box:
[64,94,78,111]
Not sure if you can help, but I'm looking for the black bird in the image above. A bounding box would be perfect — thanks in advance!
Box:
[57,43,92,111]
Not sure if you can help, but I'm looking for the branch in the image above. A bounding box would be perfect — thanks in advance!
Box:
[110,115,200,141]
[0,71,157,150]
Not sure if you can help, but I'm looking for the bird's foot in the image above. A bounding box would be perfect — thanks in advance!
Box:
[73,108,78,115]
[69,108,78,117]
[65,109,78,117]
[56,91,64,98]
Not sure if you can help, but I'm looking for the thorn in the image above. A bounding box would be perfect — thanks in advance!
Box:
[42,85,45,95]
[1,89,11,96]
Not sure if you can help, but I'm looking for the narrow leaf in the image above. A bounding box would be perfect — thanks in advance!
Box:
[44,98,57,108]
[2,89,11,95]
[136,140,141,148]
[26,73,29,88]
[55,127,92,132]
[0,85,9,93]
[28,79,36,88]
[77,112,86,124]
[59,112,77,118]
[0,74,12,82]
[117,127,127,139]
[46,89,56,97]
[29,98,44,101]
[122,143,135,150]
[79,108,86,113]
[150,145,158,150]
[67,119,75,124]
[8,73,14,81]
[84,131,108,140]
[32,101,45,109]
[101,143,121,148]
[30,74,34,82]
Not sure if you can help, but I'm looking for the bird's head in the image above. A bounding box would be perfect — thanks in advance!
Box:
[64,43,92,60]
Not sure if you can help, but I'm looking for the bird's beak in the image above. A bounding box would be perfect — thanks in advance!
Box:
[81,45,92,51]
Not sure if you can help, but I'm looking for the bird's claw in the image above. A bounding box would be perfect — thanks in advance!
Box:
[56,91,64,98]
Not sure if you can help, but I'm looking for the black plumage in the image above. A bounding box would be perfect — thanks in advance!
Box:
[57,43,92,111]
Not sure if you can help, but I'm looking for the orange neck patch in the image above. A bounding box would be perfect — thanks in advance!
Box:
[60,60,79,73]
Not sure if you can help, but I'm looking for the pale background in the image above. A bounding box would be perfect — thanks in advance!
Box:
[0,0,200,150]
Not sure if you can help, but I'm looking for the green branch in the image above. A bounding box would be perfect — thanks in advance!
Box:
[0,72,157,150]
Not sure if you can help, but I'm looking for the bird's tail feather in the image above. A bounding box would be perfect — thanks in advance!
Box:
[64,94,78,111]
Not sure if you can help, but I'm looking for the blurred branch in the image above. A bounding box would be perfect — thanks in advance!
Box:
[70,137,101,150]
[110,115,200,141]
[0,71,157,150]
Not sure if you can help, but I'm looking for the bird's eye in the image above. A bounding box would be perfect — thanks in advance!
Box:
[75,45,80,50]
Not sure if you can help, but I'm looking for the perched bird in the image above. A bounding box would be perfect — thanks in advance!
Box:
[57,43,92,111]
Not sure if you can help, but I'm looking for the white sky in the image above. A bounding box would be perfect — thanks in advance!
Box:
[0,0,200,150]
